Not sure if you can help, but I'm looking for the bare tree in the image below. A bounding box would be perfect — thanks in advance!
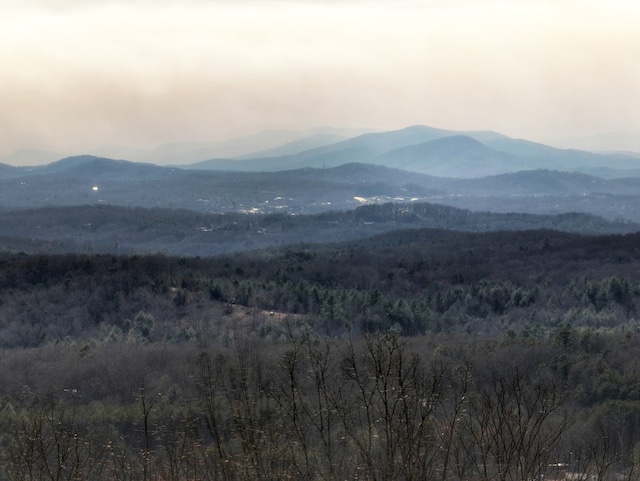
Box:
[327,332,446,481]
[5,392,105,481]
[460,369,570,481]
[191,348,234,481]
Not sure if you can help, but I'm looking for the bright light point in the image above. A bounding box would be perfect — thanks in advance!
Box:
[92,186,99,191]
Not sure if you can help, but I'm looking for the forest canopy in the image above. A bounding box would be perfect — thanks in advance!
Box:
[1,226,640,480]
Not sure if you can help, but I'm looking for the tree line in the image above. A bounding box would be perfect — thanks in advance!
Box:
[2,228,640,479]
[2,228,640,347]
[3,331,640,481]
[0,201,636,257]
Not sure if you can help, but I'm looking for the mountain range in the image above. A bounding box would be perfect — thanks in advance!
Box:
[0,127,373,167]
[3,125,640,177]
[1,124,640,256]
[183,125,640,178]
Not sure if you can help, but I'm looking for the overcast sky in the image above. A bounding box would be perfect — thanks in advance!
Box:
[1,0,639,156]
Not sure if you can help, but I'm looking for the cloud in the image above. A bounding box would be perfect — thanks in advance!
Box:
[0,0,638,156]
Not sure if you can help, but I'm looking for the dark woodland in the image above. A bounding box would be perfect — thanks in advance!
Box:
[2,137,640,480]
[1,225,640,480]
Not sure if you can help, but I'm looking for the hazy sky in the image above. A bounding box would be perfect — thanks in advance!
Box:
[1,0,639,156]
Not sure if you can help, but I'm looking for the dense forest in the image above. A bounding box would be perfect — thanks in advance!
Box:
[0,202,636,257]
[5,109,640,481]
[3,331,640,481]
[2,227,640,479]
[3,227,640,346]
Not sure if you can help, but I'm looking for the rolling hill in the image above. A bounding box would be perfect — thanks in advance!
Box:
[2,156,640,223]
[0,200,637,256]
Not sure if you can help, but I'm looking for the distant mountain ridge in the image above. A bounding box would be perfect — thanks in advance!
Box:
[374,135,520,177]
[552,131,640,152]
[2,125,640,234]
[234,133,349,159]
[185,125,640,177]
[0,127,374,167]
[0,155,166,178]
[3,125,640,178]
[0,148,66,167]
[187,125,508,173]
[2,155,640,224]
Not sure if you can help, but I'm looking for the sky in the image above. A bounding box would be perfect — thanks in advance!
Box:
[1,0,639,159]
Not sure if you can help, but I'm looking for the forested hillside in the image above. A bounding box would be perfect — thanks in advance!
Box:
[2,221,640,479]
[4,331,640,481]
[4,154,640,223]
[2,228,640,347]
[0,202,636,256]
[2,0,639,474]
